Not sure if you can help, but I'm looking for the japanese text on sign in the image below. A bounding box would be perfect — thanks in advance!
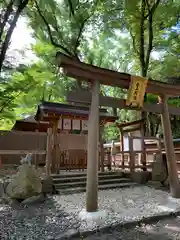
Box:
[126,75,148,108]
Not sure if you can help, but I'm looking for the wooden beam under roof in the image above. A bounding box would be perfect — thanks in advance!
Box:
[56,52,180,96]
[67,90,180,116]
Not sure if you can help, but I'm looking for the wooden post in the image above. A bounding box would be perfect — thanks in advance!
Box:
[51,120,59,173]
[140,123,146,171]
[86,80,100,212]
[35,129,39,168]
[107,149,112,171]
[56,132,61,173]
[129,133,135,173]
[99,125,105,172]
[156,137,162,158]
[140,138,146,171]
[160,94,180,198]
[45,128,52,176]
[120,129,125,167]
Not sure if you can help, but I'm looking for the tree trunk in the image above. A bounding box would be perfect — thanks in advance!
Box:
[139,0,160,136]
[0,0,29,73]
[139,0,147,77]
[139,0,147,135]
[0,0,14,41]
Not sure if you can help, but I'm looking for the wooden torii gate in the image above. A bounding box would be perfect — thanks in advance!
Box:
[56,52,180,212]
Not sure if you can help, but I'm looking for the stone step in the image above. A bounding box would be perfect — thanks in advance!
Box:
[52,174,124,183]
[51,171,124,179]
[56,182,138,195]
[54,178,132,189]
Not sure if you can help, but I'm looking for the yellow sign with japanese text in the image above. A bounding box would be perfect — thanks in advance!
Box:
[126,75,148,108]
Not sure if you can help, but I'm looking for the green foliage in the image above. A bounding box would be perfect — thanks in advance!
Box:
[1,0,180,140]
[103,124,120,142]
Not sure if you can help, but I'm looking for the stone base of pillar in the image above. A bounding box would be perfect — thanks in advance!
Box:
[160,196,180,212]
[79,209,107,223]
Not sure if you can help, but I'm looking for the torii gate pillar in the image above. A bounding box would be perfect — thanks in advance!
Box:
[86,80,100,212]
[160,94,180,198]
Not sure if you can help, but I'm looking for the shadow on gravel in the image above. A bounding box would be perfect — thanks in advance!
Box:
[0,196,80,240]
[71,218,180,240]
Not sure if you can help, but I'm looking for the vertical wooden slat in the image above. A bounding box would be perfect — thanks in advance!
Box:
[107,150,111,171]
[56,132,60,173]
[156,137,162,158]
[141,140,146,171]
[45,128,52,176]
[140,123,146,171]
[51,120,59,173]
[120,129,125,167]
[129,133,135,173]
[35,129,39,168]
[99,125,105,172]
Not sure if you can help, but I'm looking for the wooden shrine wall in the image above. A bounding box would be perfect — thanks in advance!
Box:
[53,133,88,170]
[0,131,47,165]
[58,118,88,131]
[58,133,87,150]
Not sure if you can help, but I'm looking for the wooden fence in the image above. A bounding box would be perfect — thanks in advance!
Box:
[0,131,47,165]
[1,130,180,173]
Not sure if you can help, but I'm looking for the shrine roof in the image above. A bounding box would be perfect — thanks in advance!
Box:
[35,101,118,122]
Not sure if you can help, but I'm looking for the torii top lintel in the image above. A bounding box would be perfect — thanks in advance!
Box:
[56,52,180,97]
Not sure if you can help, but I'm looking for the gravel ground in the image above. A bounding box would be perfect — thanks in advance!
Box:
[1,186,180,239]
[0,197,79,240]
[72,216,180,239]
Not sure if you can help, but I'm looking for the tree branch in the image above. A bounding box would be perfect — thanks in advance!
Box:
[145,0,151,11]
[144,0,161,74]
[145,11,153,74]
[0,0,14,42]
[73,0,100,56]
[34,1,73,56]
[139,0,146,76]
[67,0,75,16]
[0,0,29,73]
[73,19,87,56]
[145,0,161,14]
[129,29,139,55]
[151,0,161,15]
[0,92,21,114]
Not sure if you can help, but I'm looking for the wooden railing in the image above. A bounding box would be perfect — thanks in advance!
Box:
[104,136,162,173]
